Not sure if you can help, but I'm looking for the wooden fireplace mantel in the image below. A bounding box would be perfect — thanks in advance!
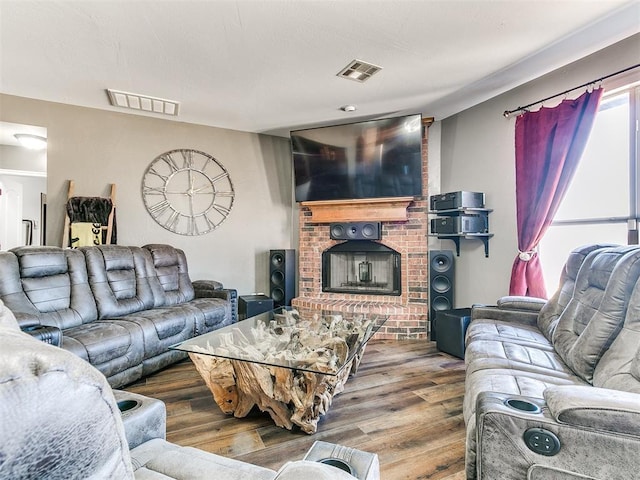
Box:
[300,197,414,223]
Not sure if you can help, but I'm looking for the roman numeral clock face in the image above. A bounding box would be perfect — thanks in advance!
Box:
[142,149,235,235]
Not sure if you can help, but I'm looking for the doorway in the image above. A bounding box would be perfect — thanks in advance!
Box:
[0,121,47,250]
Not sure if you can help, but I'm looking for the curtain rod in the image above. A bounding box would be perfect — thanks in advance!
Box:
[503,63,640,118]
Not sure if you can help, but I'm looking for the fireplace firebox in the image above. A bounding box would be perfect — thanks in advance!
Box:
[322,240,401,295]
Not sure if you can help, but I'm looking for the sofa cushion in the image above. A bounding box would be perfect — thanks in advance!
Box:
[119,305,200,359]
[83,245,156,318]
[61,319,145,389]
[553,245,640,383]
[188,297,233,333]
[464,341,575,378]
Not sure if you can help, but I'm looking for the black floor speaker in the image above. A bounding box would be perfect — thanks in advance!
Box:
[269,249,296,308]
[429,250,455,340]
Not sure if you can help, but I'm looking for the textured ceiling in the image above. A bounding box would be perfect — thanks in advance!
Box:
[1,0,639,137]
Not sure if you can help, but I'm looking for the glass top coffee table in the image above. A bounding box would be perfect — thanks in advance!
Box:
[171,307,387,434]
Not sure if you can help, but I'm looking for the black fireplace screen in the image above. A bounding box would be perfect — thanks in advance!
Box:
[322,240,401,295]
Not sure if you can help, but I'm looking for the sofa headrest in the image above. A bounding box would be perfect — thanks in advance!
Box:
[91,245,136,271]
[11,246,68,278]
[143,244,180,268]
[565,243,617,281]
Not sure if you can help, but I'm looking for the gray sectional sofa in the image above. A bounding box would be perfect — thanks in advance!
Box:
[0,243,237,388]
[463,244,640,479]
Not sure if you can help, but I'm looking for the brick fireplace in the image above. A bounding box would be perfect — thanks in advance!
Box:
[292,121,431,340]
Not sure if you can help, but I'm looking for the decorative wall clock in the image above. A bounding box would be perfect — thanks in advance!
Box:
[142,149,235,235]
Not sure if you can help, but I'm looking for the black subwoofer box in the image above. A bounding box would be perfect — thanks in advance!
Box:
[434,308,472,359]
[239,294,274,319]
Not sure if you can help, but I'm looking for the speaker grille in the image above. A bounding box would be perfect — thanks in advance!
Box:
[330,224,345,238]
[432,295,453,311]
[431,275,452,294]
[431,252,453,272]
[271,252,285,268]
[270,270,285,286]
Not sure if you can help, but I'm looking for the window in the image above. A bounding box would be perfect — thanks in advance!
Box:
[539,81,640,291]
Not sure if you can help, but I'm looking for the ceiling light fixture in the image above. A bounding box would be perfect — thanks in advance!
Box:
[340,105,357,112]
[14,133,47,150]
[106,89,180,116]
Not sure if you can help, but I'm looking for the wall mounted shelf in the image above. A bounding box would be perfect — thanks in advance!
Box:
[428,206,493,257]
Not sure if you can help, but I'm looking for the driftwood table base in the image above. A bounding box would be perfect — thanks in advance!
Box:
[179,309,379,434]
[189,350,364,434]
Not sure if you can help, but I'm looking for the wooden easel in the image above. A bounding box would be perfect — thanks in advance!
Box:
[62,180,117,247]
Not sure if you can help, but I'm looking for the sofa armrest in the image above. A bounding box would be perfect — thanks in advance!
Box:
[113,390,166,449]
[496,295,546,312]
[475,391,640,479]
[274,461,360,480]
[544,385,640,436]
[192,279,224,292]
[471,305,538,326]
[192,280,238,324]
[22,324,63,347]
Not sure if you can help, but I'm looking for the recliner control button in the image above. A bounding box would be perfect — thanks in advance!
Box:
[523,428,561,456]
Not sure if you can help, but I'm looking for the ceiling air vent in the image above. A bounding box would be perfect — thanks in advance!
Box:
[337,59,382,83]
[106,89,180,116]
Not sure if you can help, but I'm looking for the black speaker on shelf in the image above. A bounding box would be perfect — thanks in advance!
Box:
[269,249,296,308]
[329,222,381,240]
[429,250,455,341]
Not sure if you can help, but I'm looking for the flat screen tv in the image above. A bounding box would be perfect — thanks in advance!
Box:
[291,113,423,202]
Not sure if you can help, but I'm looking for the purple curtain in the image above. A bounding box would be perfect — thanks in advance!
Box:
[509,88,603,298]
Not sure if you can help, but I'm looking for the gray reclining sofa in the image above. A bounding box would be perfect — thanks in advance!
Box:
[0,243,237,387]
[464,244,640,479]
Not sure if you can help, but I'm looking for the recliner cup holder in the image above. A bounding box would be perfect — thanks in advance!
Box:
[318,458,354,475]
[504,398,541,413]
[117,399,139,413]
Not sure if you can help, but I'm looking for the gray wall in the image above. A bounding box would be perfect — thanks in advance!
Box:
[439,33,640,307]
[0,94,294,296]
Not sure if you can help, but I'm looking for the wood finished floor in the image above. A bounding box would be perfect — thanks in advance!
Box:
[125,339,466,480]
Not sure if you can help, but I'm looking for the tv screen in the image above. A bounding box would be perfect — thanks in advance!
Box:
[291,114,423,202]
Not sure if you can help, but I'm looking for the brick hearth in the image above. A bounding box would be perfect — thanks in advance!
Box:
[292,122,431,340]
